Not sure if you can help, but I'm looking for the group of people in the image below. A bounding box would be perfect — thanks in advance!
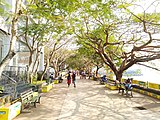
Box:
[116,78,133,90]
[49,70,76,88]
[79,71,86,79]
[67,71,76,88]
[49,73,63,83]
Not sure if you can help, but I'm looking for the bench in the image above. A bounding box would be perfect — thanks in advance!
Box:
[16,83,32,97]
[20,89,41,110]
[105,79,118,90]
[125,85,133,97]
[99,79,105,85]
[117,83,133,97]
[117,83,125,95]
[29,93,41,108]
[92,76,100,81]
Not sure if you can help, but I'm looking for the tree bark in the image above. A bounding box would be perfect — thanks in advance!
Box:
[54,67,59,78]
[27,50,34,83]
[0,0,22,77]
[115,71,123,82]
[31,47,41,73]
[0,52,16,76]
[40,58,49,81]
[95,65,99,77]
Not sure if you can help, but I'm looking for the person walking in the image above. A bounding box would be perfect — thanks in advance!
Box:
[67,71,71,87]
[72,71,76,88]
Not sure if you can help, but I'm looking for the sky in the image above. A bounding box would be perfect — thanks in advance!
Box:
[130,0,160,14]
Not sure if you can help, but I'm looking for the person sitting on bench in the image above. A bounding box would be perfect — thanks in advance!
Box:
[49,73,54,83]
[101,75,107,83]
[124,78,132,90]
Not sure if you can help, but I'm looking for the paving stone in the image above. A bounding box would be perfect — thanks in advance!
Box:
[14,78,160,120]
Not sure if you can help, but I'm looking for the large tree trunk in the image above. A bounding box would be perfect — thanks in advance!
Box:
[0,52,16,77]
[27,51,34,83]
[95,65,99,77]
[53,64,60,78]
[115,71,123,82]
[88,67,92,78]
[35,58,40,73]
[54,68,59,78]
[31,50,40,73]
[40,58,49,81]
[0,0,22,77]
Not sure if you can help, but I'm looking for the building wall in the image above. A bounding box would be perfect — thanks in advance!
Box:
[0,31,10,62]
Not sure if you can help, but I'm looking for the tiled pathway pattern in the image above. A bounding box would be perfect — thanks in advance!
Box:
[15,78,160,120]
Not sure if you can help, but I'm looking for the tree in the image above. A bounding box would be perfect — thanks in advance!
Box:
[19,21,49,83]
[70,0,160,82]
[31,0,79,80]
[77,46,104,77]
[65,51,87,71]
[50,48,74,77]
[0,0,23,77]
[18,0,51,83]
[18,0,74,82]
[42,33,71,80]
[65,45,104,77]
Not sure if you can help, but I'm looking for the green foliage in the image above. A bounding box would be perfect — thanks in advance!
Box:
[132,13,160,23]
[117,2,131,9]
[65,52,84,70]
[65,44,104,70]
[69,0,135,71]
[0,0,10,16]
[18,0,76,50]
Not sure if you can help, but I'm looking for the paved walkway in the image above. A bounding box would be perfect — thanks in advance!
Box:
[14,78,160,120]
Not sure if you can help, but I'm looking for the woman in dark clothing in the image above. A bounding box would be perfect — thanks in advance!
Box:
[72,72,76,88]
[67,72,71,87]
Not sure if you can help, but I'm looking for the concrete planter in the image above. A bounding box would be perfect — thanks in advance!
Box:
[41,84,53,93]
[0,102,21,120]
[54,80,59,84]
